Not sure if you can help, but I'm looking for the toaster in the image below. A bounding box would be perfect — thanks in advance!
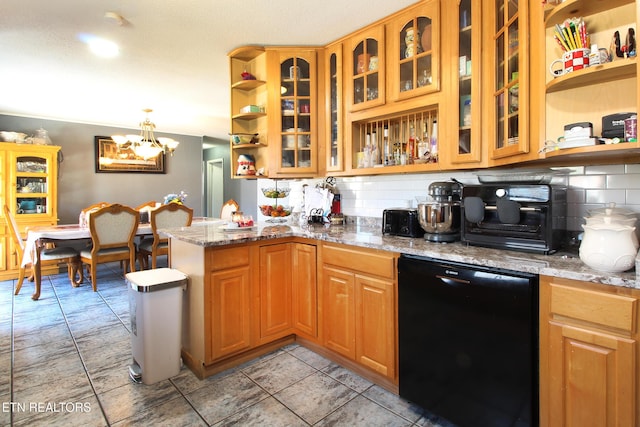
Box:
[382,208,424,238]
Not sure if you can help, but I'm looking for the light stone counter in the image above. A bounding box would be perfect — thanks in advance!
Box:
[161,221,639,289]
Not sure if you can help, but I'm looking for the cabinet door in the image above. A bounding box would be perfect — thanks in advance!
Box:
[355,274,395,379]
[388,0,440,101]
[292,243,318,339]
[269,49,318,175]
[546,322,636,427]
[322,265,356,359]
[325,42,344,172]
[484,0,530,161]
[8,147,59,224]
[448,0,483,165]
[259,243,293,340]
[346,25,386,112]
[208,266,252,361]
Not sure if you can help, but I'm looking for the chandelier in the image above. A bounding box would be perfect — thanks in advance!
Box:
[111,109,179,159]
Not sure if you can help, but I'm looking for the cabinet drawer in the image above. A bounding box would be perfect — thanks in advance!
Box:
[322,244,396,279]
[549,283,638,333]
[209,245,250,271]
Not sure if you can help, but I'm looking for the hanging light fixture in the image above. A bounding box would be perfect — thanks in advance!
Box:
[111,109,179,159]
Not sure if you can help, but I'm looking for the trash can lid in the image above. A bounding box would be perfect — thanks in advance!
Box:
[126,268,188,293]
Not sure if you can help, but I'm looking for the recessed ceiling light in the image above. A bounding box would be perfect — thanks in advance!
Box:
[78,33,120,58]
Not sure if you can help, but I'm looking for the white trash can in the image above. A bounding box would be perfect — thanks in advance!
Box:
[126,268,188,385]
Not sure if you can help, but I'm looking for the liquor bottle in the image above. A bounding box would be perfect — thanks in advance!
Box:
[430,119,438,162]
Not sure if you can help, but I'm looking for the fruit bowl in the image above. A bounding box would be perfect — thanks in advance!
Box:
[261,187,291,198]
[259,204,291,218]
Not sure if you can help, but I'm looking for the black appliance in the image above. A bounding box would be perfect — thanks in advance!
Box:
[461,183,567,254]
[382,208,423,238]
[398,254,538,427]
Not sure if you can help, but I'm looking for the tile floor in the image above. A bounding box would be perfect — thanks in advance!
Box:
[0,261,456,426]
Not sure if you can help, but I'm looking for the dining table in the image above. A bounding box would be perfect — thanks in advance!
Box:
[22,217,216,300]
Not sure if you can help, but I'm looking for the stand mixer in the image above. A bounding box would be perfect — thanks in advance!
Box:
[417,181,462,242]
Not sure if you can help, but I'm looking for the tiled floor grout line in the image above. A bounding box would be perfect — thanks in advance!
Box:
[49,274,112,426]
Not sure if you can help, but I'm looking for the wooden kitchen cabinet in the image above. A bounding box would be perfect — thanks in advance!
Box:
[539,275,640,427]
[387,0,439,101]
[258,243,293,342]
[443,0,484,166]
[483,0,534,164]
[324,42,345,172]
[267,48,319,177]
[207,246,253,362]
[532,0,640,166]
[228,46,269,179]
[0,143,61,281]
[320,242,398,381]
[292,242,318,339]
[346,25,386,112]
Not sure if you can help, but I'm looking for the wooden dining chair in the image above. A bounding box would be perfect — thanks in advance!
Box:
[138,203,193,269]
[220,199,239,221]
[135,200,157,210]
[3,204,82,299]
[79,203,139,292]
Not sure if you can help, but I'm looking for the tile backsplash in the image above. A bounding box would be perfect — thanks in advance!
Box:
[258,163,640,231]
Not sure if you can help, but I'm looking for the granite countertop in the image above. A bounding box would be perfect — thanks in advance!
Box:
[161,220,640,289]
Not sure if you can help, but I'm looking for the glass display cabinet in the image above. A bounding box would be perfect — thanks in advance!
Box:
[326,42,344,172]
[390,0,440,101]
[347,26,385,112]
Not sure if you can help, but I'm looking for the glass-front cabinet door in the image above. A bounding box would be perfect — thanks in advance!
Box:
[269,49,317,176]
[346,26,385,112]
[485,0,529,160]
[389,0,440,101]
[8,146,59,223]
[325,42,343,172]
[450,0,482,164]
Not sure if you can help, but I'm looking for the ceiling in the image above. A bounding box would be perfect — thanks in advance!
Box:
[0,0,418,140]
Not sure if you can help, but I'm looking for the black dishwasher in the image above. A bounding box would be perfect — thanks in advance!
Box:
[398,254,538,427]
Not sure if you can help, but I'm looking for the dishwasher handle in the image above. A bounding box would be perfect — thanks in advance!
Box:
[436,274,471,285]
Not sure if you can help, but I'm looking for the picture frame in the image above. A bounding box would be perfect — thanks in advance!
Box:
[94,136,165,174]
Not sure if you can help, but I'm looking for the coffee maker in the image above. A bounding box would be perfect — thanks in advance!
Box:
[417,181,462,242]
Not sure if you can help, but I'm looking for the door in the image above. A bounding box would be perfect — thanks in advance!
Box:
[355,274,395,378]
[292,243,318,339]
[259,243,293,340]
[322,265,356,358]
[208,266,252,361]
[206,158,224,218]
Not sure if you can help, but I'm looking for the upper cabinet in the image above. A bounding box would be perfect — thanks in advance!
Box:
[267,48,319,177]
[346,26,386,112]
[483,0,532,163]
[325,42,345,172]
[228,46,269,179]
[388,0,440,101]
[446,0,484,166]
[534,0,640,165]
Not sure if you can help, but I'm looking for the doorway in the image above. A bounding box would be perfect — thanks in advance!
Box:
[206,158,224,217]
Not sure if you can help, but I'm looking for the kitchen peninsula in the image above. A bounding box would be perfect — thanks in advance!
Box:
[163,219,640,422]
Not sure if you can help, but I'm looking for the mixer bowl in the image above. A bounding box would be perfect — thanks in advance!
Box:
[418,202,461,235]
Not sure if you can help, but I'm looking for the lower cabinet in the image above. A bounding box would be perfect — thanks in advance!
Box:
[258,243,294,342]
[539,275,640,427]
[207,245,252,363]
[321,243,398,380]
[292,242,318,339]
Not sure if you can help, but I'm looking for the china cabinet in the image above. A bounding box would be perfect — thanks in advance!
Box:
[267,48,319,176]
[534,0,640,165]
[325,42,344,172]
[483,0,533,163]
[539,275,640,426]
[446,0,484,166]
[0,143,60,281]
[228,46,269,179]
[346,26,386,112]
[388,0,440,101]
